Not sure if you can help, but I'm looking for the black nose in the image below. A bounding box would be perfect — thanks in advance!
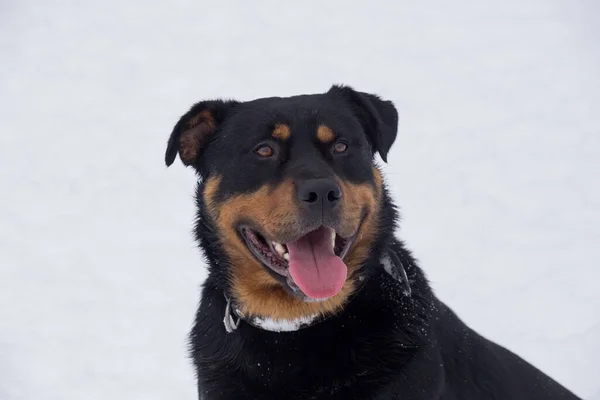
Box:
[297,178,342,209]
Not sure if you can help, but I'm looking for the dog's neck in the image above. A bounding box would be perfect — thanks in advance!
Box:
[222,294,328,333]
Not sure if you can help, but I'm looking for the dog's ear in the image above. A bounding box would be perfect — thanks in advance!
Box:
[328,85,398,162]
[165,100,239,168]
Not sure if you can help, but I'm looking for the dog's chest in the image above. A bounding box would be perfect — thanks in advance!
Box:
[197,323,424,400]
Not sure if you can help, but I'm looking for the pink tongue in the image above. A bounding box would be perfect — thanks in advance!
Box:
[287,227,347,299]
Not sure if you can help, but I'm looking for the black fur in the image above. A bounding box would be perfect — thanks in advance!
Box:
[166,85,581,399]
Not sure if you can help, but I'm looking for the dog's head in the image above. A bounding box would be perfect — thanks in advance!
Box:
[166,85,398,321]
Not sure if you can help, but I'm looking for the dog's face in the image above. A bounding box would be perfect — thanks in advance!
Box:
[166,85,398,320]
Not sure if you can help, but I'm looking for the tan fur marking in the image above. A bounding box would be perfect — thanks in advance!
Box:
[336,167,382,278]
[272,124,291,141]
[316,125,335,143]
[202,167,383,321]
[203,176,221,212]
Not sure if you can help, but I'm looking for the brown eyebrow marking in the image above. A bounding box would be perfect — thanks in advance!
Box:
[272,124,291,141]
[316,125,335,143]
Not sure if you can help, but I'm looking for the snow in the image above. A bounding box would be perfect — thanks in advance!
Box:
[382,256,396,278]
[1,0,599,399]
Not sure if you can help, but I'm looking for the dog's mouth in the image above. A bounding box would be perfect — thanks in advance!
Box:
[239,226,356,300]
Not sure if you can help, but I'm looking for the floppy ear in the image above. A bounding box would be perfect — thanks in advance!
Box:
[165,100,239,168]
[328,85,398,162]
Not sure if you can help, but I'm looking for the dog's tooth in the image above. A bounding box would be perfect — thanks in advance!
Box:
[273,242,286,256]
[331,230,336,249]
[283,253,290,261]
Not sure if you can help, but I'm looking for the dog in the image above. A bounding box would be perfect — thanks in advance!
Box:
[165,85,581,399]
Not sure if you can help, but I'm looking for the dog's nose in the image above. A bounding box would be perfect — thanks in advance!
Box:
[297,178,342,209]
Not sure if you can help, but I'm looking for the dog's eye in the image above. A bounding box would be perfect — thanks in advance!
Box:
[333,141,348,154]
[255,145,275,158]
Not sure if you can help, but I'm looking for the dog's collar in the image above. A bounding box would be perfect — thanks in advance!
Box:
[223,295,325,333]
[222,248,411,334]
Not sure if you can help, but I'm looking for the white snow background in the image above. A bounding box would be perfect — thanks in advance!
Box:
[1,1,599,399]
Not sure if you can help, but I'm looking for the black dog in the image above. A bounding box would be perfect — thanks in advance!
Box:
[165,85,581,399]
